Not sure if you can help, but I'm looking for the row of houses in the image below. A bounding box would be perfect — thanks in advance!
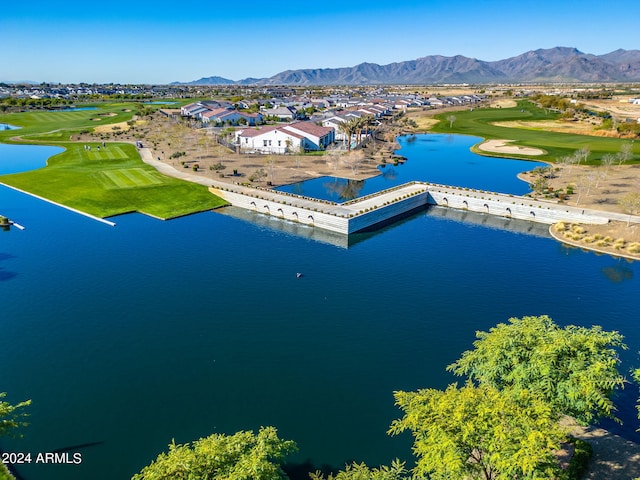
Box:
[181,92,486,126]
[181,92,486,154]
[181,101,307,126]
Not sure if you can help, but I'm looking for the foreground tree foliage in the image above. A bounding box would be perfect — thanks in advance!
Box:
[389,383,564,480]
[132,427,297,480]
[309,460,408,480]
[635,368,640,424]
[0,392,30,437]
[447,315,626,424]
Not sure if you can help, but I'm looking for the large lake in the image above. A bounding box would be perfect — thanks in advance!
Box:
[1,136,639,480]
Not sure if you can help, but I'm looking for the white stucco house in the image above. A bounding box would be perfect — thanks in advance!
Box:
[261,106,298,121]
[235,121,335,154]
[200,108,264,126]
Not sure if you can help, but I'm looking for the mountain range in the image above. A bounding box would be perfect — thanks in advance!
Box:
[176,47,640,86]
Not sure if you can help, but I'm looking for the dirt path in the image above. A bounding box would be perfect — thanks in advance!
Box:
[564,419,640,479]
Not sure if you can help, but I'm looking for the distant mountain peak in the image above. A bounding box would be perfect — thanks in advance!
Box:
[176,48,640,86]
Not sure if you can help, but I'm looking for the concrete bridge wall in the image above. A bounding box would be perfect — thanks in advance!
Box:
[211,181,614,236]
[210,187,349,233]
[424,184,610,225]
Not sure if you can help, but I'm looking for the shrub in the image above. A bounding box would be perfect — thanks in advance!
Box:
[560,437,593,480]
[628,243,640,254]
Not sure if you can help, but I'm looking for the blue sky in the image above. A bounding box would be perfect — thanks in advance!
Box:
[2,0,638,84]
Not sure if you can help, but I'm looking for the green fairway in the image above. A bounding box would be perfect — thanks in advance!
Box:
[430,101,640,164]
[87,146,129,161]
[0,104,136,141]
[0,104,227,220]
[96,168,165,189]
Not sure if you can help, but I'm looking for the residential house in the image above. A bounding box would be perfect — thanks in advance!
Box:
[200,108,264,126]
[262,106,298,121]
[235,121,334,154]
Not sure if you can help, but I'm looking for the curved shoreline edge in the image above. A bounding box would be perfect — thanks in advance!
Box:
[0,181,116,226]
[548,224,639,262]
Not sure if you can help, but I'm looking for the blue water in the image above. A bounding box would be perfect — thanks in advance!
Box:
[0,124,21,131]
[144,101,179,105]
[59,107,97,112]
[0,143,62,174]
[0,137,639,480]
[276,134,546,201]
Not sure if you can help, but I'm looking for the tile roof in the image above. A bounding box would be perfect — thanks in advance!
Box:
[284,121,333,138]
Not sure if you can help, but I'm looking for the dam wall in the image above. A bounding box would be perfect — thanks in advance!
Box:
[424,184,610,225]
[210,180,617,236]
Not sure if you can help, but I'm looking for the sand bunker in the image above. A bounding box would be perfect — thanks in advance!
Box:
[93,121,131,133]
[478,139,544,156]
[490,99,517,108]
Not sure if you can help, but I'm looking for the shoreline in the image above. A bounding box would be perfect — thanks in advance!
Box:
[3,117,639,259]
[548,222,640,262]
[0,180,116,226]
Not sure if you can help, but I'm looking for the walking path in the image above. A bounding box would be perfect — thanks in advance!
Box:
[564,419,640,479]
[140,148,640,235]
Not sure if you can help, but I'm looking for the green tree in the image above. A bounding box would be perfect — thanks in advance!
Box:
[388,382,564,480]
[448,315,627,424]
[338,119,358,151]
[309,460,408,480]
[0,392,30,437]
[132,427,296,480]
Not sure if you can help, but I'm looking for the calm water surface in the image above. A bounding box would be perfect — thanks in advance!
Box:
[0,138,639,480]
[277,134,546,201]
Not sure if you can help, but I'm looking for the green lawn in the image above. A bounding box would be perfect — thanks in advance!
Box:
[0,104,227,219]
[0,104,136,141]
[429,101,640,164]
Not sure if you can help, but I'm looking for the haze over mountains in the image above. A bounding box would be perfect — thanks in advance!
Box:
[177,47,640,86]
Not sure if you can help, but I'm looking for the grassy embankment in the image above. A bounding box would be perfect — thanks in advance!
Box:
[0,104,226,220]
[427,100,640,164]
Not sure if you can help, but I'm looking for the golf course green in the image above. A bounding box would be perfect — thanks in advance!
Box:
[0,104,226,219]
[430,100,639,163]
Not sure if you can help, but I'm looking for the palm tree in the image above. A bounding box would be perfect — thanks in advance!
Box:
[338,120,356,151]
[351,117,363,146]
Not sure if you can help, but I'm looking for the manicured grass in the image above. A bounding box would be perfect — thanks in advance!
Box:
[0,103,227,220]
[0,104,136,142]
[430,101,640,164]
[0,142,226,219]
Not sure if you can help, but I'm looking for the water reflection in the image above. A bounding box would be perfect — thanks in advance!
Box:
[323,178,365,201]
[0,252,18,281]
[277,133,545,200]
[602,261,635,283]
